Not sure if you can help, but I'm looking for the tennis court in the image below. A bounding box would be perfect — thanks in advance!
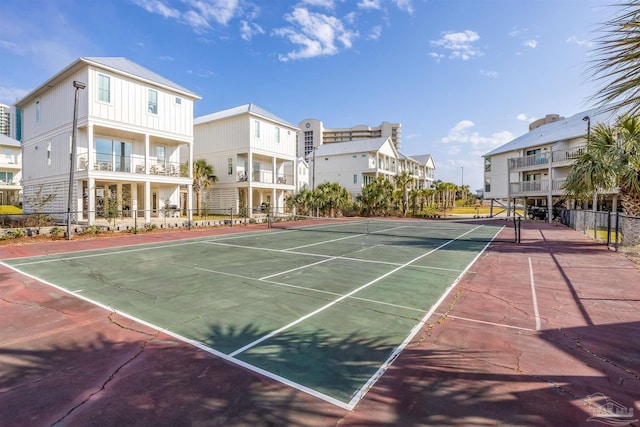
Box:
[1,218,502,410]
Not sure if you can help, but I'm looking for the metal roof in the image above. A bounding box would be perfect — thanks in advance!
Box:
[0,134,20,147]
[483,107,619,157]
[84,57,199,98]
[194,103,296,128]
[313,137,392,156]
[16,57,199,106]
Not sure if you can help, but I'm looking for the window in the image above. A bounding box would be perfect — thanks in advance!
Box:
[156,145,165,166]
[353,174,357,184]
[304,131,314,157]
[35,100,40,123]
[254,120,260,138]
[484,156,491,172]
[228,158,233,175]
[47,141,51,166]
[275,127,280,143]
[352,155,357,158]
[484,177,491,192]
[0,171,14,184]
[148,89,158,114]
[98,74,111,103]
[175,97,182,105]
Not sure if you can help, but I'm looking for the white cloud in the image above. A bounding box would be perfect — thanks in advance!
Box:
[240,20,265,41]
[183,0,240,25]
[187,68,216,78]
[358,0,383,10]
[393,0,414,13]
[274,8,358,61]
[301,0,336,8]
[522,39,537,49]
[430,30,483,61]
[182,9,213,33]
[517,113,536,122]
[566,35,594,48]
[132,0,181,19]
[442,120,513,151]
[367,25,382,40]
[159,55,175,61]
[480,69,498,78]
[0,86,30,104]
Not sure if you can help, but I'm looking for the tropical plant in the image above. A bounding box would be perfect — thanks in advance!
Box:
[564,114,640,216]
[393,171,414,217]
[192,159,218,216]
[314,182,352,217]
[589,2,640,116]
[357,176,394,216]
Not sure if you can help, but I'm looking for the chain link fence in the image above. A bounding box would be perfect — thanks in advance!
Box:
[559,209,640,253]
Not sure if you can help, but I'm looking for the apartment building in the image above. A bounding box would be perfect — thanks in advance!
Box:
[0,134,21,205]
[298,118,401,158]
[193,104,298,215]
[0,104,10,137]
[15,57,200,224]
[482,109,619,214]
[310,137,434,197]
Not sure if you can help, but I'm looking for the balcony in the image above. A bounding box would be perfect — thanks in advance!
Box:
[76,153,186,177]
[509,153,550,170]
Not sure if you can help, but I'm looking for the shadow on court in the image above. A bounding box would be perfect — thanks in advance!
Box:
[1,220,640,426]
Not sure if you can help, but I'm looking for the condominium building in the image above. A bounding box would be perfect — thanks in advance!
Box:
[297,119,401,159]
[0,104,10,137]
[0,134,21,205]
[483,109,619,214]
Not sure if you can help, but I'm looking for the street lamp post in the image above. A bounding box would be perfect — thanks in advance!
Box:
[461,166,464,187]
[67,80,86,240]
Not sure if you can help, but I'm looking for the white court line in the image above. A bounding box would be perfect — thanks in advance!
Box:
[259,257,338,280]
[202,240,463,274]
[346,224,504,408]
[528,257,542,331]
[194,266,428,314]
[0,260,353,410]
[228,225,485,358]
[433,313,535,332]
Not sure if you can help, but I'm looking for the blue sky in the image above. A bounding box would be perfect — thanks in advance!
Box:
[0,0,613,191]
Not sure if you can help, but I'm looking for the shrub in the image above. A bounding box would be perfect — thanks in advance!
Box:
[50,227,64,236]
[143,223,157,231]
[6,228,26,238]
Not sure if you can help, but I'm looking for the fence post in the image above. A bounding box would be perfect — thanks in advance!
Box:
[230,208,233,227]
[134,209,138,234]
[607,211,611,247]
[614,211,620,251]
[593,211,597,240]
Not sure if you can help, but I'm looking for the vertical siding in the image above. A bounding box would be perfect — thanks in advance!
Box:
[87,66,194,138]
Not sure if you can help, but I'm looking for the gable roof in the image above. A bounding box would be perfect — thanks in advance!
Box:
[0,134,20,147]
[313,137,394,157]
[195,103,296,127]
[16,57,199,106]
[483,107,618,157]
[84,57,199,97]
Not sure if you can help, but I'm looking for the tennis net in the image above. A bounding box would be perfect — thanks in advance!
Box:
[268,214,486,241]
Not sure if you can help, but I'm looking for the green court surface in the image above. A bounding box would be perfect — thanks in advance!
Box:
[2,219,502,409]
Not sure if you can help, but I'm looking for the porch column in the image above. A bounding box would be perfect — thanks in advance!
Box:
[144,181,151,223]
[116,183,123,211]
[272,157,277,184]
[88,178,96,225]
[612,195,618,213]
[272,188,277,214]
[75,180,83,222]
[145,134,150,174]
[87,125,94,171]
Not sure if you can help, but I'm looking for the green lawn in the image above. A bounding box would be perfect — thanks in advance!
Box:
[0,205,22,214]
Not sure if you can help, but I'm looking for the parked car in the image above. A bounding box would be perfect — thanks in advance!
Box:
[527,204,562,220]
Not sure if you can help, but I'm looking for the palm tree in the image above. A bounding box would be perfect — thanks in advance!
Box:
[357,176,394,216]
[192,159,218,216]
[564,114,640,216]
[314,182,352,217]
[393,171,414,217]
[589,2,640,116]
